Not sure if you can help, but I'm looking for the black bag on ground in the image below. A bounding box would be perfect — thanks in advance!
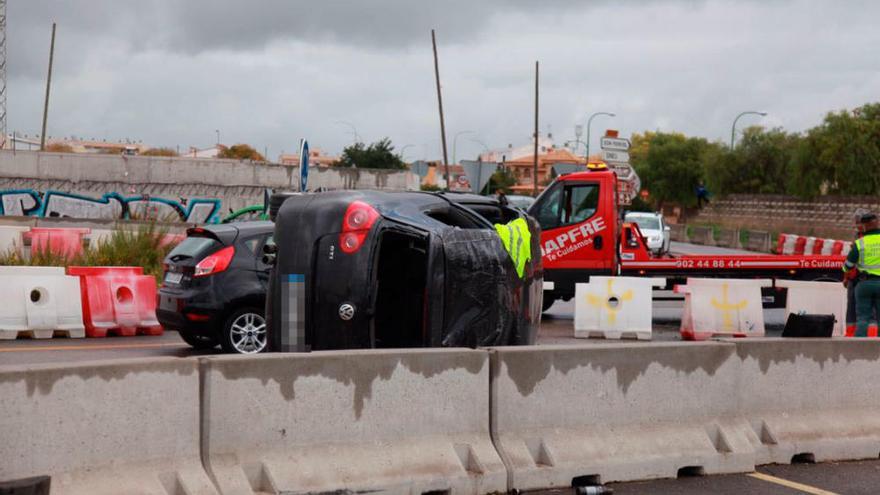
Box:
[782,313,835,337]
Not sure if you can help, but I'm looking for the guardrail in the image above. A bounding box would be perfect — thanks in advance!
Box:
[5,340,880,492]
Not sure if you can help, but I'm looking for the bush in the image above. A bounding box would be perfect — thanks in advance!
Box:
[0,223,175,282]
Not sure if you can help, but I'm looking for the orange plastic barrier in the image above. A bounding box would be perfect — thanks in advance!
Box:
[66,266,163,337]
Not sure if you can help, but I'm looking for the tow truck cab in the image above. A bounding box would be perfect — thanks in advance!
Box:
[527,167,620,308]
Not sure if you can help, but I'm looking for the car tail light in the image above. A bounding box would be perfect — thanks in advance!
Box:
[339,201,379,254]
[194,245,235,277]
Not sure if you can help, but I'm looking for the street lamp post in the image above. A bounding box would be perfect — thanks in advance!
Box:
[399,144,415,161]
[334,121,360,144]
[730,111,768,148]
[585,112,615,159]
[452,130,475,165]
[215,129,220,146]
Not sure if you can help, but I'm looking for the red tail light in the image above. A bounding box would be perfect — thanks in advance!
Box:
[339,201,379,254]
[194,245,235,277]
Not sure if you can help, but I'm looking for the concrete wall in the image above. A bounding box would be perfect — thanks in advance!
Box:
[0,150,419,218]
[201,349,506,494]
[5,341,880,493]
[692,193,880,239]
[0,358,217,494]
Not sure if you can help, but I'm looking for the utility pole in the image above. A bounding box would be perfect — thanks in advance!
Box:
[40,22,56,151]
[532,61,539,197]
[431,29,450,190]
[0,0,7,150]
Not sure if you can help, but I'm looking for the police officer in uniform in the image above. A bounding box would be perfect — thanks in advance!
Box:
[845,209,869,336]
[843,212,880,337]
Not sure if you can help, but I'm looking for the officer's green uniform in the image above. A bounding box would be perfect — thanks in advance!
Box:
[843,229,880,337]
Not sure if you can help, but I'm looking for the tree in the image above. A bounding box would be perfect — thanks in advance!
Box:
[142,147,178,157]
[788,103,880,197]
[703,126,799,196]
[631,132,714,208]
[482,168,517,195]
[218,144,265,161]
[334,138,406,170]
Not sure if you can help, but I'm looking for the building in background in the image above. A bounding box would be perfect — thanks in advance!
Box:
[278,147,339,167]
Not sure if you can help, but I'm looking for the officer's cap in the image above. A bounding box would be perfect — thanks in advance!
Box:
[859,212,878,223]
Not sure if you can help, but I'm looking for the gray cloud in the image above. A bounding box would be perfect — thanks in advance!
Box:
[5,0,879,162]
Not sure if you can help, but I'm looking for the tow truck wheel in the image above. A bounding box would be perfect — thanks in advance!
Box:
[542,294,557,313]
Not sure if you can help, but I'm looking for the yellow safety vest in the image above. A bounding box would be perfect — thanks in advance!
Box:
[857,233,880,276]
[495,218,532,279]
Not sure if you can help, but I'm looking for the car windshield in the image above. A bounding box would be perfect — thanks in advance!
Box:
[628,215,660,231]
[167,236,221,261]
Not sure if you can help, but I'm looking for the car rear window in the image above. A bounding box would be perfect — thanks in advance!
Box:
[167,236,222,261]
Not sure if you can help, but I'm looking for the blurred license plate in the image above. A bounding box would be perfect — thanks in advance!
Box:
[165,272,183,284]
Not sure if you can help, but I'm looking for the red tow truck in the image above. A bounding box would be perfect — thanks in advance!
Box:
[527,165,845,310]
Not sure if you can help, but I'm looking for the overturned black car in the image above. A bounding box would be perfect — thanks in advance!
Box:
[266,191,542,352]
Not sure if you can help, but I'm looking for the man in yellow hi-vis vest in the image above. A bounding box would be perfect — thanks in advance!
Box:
[843,212,880,337]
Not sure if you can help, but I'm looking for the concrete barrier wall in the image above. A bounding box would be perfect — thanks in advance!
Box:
[0,358,217,494]
[200,349,506,495]
[0,150,420,216]
[714,228,739,249]
[732,339,880,465]
[5,342,880,492]
[745,229,772,253]
[689,225,714,246]
[489,343,752,490]
[669,223,688,243]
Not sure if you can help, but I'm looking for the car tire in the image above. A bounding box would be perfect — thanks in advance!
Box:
[220,307,268,354]
[177,329,218,350]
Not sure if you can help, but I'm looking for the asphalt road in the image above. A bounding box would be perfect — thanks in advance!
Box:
[608,460,880,494]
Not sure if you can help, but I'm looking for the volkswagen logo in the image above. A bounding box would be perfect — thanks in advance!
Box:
[338,303,356,321]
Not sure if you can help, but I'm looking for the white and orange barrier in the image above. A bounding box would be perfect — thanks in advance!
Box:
[575,276,665,340]
[777,233,850,256]
[0,266,85,339]
[676,278,771,340]
[777,280,847,337]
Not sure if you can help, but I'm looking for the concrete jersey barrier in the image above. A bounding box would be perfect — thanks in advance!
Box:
[489,343,753,490]
[200,349,506,495]
[0,358,217,494]
[732,339,880,465]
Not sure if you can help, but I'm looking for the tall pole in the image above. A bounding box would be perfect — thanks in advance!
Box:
[730,110,767,148]
[0,0,7,150]
[40,22,56,151]
[585,111,615,160]
[431,29,450,190]
[532,61,539,197]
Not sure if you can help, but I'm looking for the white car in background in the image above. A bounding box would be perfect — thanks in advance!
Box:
[625,211,671,255]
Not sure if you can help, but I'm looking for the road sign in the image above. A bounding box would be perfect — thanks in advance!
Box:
[601,150,630,162]
[460,160,498,194]
[600,137,630,151]
[299,139,309,192]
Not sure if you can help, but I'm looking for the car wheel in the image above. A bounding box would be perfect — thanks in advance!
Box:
[177,329,218,350]
[221,307,268,354]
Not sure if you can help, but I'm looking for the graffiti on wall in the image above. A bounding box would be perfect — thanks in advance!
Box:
[0,189,222,223]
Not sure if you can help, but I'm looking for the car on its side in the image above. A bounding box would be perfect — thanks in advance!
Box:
[266,190,543,352]
[624,211,670,255]
[157,221,274,354]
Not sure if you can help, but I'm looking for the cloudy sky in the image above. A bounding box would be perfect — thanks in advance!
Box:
[7,0,879,161]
